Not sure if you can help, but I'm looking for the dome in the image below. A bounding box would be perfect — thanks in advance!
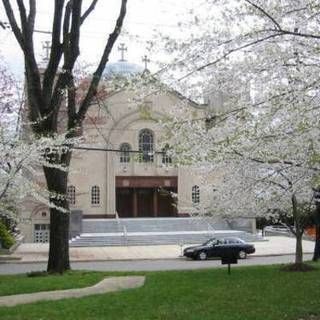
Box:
[103,60,144,79]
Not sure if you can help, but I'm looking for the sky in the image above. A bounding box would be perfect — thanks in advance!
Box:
[0,0,196,79]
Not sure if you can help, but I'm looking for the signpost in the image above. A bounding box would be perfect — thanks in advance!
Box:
[221,249,238,275]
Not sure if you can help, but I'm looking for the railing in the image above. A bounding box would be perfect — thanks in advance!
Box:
[207,222,215,237]
[116,152,174,169]
[122,225,128,246]
[115,211,128,245]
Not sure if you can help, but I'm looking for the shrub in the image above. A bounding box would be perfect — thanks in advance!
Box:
[0,220,15,249]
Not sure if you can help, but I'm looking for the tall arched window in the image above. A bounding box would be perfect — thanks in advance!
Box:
[192,185,200,204]
[119,143,131,163]
[67,185,76,205]
[162,144,172,165]
[91,186,100,205]
[139,129,154,162]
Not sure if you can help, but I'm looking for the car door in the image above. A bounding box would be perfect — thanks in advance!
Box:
[206,240,219,257]
[211,239,225,257]
[219,239,235,257]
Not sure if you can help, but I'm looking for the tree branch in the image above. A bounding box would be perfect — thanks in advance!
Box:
[266,179,288,191]
[179,32,282,81]
[0,158,25,200]
[42,0,65,106]
[76,0,127,123]
[16,0,28,34]
[80,0,98,25]
[1,0,24,47]
[3,0,44,126]
[67,75,77,131]
[69,0,82,61]
[243,0,281,30]
[27,0,36,29]
[278,29,320,40]
[49,0,82,130]
[231,149,320,172]
[63,0,71,37]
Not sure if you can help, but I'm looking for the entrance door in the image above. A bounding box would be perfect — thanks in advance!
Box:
[137,188,153,217]
[116,188,133,218]
[158,187,177,217]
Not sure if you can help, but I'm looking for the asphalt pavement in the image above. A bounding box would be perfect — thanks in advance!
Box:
[0,254,314,274]
[3,236,315,263]
[0,236,316,274]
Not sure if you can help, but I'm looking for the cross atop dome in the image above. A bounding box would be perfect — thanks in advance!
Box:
[103,44,144,78]
[118,43,127,61]
[42,40,51,61]
[142,55,150,71]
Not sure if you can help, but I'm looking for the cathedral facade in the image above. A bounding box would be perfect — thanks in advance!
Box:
[19,57,217,243]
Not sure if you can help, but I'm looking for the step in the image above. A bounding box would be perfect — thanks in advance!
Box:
[81,217,228,234]
[70,230,261,247]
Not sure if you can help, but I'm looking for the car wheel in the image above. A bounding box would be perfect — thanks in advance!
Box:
[198,251,208,260]
[238,250,247,259]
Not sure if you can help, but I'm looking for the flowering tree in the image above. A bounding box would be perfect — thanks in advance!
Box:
[0,59,26,218]
[159,0,320,266]
[0,60,75,225]
[0,132,75,218]
[1,0,128,273]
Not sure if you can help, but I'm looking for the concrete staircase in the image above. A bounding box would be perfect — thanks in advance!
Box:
[69,218,260,247]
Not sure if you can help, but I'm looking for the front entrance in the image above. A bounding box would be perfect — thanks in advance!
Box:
[116,176,178,218]
[137,188,153,217]
[116,187,177,218]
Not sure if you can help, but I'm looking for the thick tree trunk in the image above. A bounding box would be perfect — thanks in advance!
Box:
[295,233,303,265]
[47,205,70,273]
[43,159,71,273]
[313,225,320,261]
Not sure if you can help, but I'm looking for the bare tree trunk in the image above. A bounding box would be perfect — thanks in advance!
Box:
[43,153,71,273]
[313,225,320,261]
[295,233,303,265]
[47,205,70,272]
[291,194,303,265]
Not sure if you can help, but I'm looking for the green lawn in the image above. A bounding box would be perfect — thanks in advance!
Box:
[0,265,320,320]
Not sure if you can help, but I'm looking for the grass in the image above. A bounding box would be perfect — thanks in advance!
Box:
[0,264,320,320]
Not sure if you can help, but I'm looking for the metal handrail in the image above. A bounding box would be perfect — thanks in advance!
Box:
[123,225,128,246]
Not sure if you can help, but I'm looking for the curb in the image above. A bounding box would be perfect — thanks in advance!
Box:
[0,256,22,262]
[0,252,314,264]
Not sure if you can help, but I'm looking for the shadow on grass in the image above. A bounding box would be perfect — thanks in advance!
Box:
[280,263,317,272]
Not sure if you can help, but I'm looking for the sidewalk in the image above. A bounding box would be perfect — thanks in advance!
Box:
[0,276,145,307]
[0,236,315,263]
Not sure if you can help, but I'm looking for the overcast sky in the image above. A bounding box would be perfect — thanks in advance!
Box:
[0,0,196,79]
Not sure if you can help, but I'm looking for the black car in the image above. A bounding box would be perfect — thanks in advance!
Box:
[183,237,255,260]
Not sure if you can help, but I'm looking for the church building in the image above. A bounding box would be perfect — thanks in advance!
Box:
[19,45,226,243]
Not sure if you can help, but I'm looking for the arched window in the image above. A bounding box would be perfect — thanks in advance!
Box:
[91,186,100,205]
[67,185,75,205]
[162,144,172,165]
[139,129,154,162]
[119,143,131,163]
[192,185,200,204]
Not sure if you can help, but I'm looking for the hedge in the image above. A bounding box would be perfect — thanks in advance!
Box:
[0,220,15,249]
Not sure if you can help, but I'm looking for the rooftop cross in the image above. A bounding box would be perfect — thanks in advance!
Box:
[42,40,51,61]
[142,55,150,70]
[118,43,127,61]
